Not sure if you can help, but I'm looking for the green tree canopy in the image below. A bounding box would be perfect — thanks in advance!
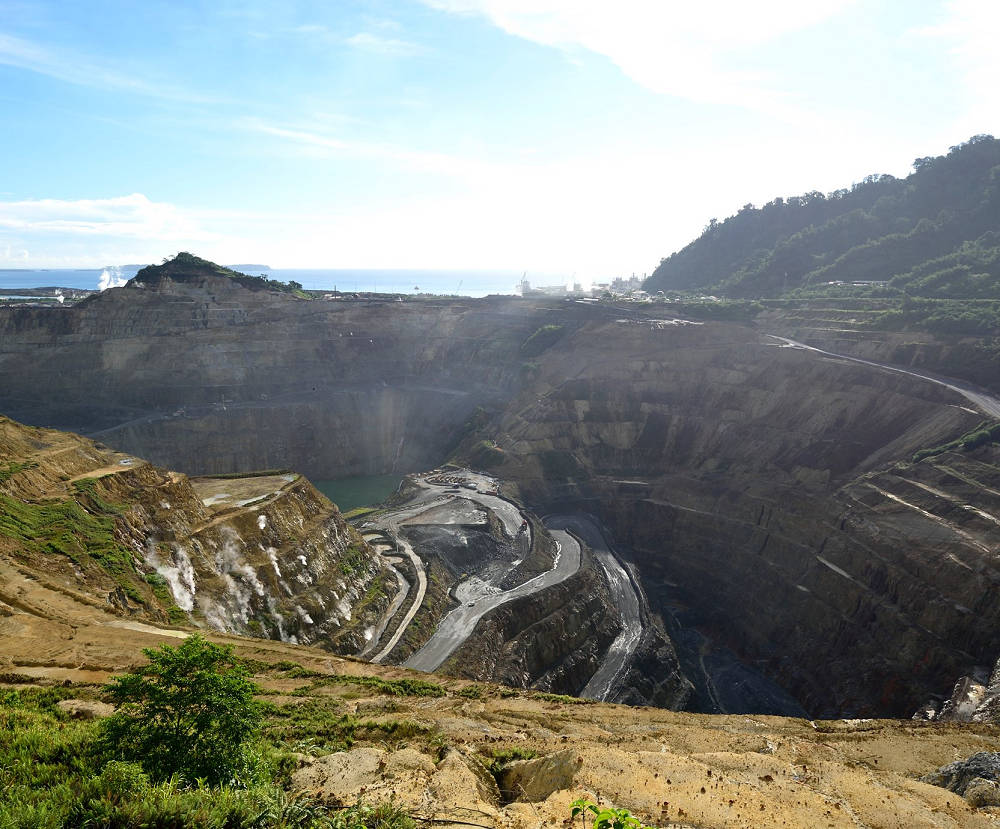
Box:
[646,134,1000,299]
[100,634,263,785]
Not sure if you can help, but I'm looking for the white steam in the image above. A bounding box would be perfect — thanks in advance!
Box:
[98,266,128,291]
[266,546,281,577]
[211,527,266,627]
[145,539,197,612]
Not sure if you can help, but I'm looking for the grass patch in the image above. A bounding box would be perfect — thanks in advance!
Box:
[469,440,505,469]
[342,505,381,520]
[912,419,1000,462]
[293,674,447,698]
[521,324,564,357]
[0,486,135,576]
[199,468,295,480]
[530,691,594,705]
[264,697,430,753]
[482,746,539,776]
[339,543,370,576]
[0,663,417,828]
[456,684,485,699]
[0,460,38,484]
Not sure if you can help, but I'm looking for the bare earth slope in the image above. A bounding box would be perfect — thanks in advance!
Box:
[3,548,1000,828]
[0,415,396,654]
[4,262,1000,719]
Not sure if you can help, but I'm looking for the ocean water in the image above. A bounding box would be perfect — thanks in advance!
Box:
[0,269,106,290]
[0,266,539,296]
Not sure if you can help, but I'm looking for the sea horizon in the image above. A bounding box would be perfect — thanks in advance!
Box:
[0,266,582,297]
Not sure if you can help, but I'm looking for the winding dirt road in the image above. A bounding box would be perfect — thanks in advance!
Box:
[546,514,645,701]
[402,520,581,672]
[365,492,447,663]
[361,476,644,700]
[770,335,1000,418]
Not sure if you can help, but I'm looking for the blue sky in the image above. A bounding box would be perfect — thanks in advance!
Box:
[0,0,997,278]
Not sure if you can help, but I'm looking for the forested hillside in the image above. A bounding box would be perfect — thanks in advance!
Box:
[646,135,1000,299]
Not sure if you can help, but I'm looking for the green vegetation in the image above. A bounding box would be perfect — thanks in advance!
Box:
[520,324,565,357]
[135,252,308,295]
[0,460,38,484]
[571,798,658,829]
[329,803,415,829]
[482,746,538,777]
[647,135,1000,300]
[530,691,595,705]
[265,696,431,754]
[342,505,381,520]
[912,419,1000,463]
[289,673,446,698]
[200,468,295,480]
[658,298,764,321]
[863,297,1000,334]
[0,642,417,828]
[468,439,505,468]
[0,483,133,576]
[339,542,370,576]
[101,635,263,785]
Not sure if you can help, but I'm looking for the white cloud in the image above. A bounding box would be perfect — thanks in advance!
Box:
[421,0,856,113]
[0,30,221,103]
[0,194,243,267]
[0,194,213,239]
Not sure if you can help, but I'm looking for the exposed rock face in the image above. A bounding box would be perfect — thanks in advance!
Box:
[0,416,393,652]
[921,752,1000,807]
[756,302,1000,393]
[0,265,564,478]
[292,746,502,821]
[4,260,1000,716]
[920,659,1000,723]
[478,319,997,716]
[444,562,621,694]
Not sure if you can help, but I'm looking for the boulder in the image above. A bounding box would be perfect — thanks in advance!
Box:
[920,751,1000,801]
[965,777,1000,809]
[56,699,115,719]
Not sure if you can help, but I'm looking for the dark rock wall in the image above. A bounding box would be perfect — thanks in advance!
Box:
[0,280,569,477]
[5,280,998,716]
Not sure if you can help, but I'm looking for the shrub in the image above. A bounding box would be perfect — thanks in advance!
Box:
[571,798,658,829]
[100,634,263,785]
[520,324,564,357]
[331,802,416,829]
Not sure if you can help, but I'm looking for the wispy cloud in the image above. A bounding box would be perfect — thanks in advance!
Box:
[910,0,1000,136]
[420,0,855,115]
[0,193,241,268]
[242,119,499,178]
[345,32,430,57]
[0,193,215,240]
[286,21,429,57]
[0,30,221,104]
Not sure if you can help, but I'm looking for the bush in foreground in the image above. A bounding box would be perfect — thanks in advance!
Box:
[100,634,263,785]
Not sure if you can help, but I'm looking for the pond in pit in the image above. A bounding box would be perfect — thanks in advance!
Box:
[313,474,404,513]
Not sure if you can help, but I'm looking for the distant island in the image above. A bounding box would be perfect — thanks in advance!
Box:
[227,264,271,272]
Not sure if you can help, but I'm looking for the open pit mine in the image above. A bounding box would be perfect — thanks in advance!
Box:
[4,254,1000,825]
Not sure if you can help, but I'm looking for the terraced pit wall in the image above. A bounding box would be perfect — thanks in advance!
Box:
[4,272,1000,717]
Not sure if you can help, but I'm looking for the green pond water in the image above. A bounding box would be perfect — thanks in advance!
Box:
[313,474,404,513]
